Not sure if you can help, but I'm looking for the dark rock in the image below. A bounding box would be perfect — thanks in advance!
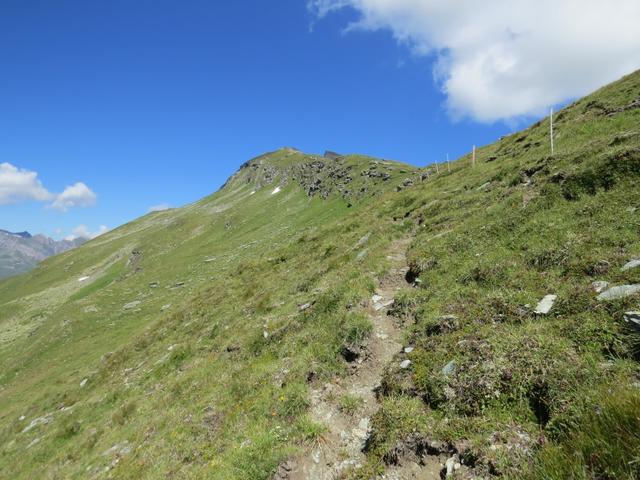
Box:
[323,151,342,160]
[623,312,640,330]
[425,315,460,335]
[587,260,611,276]
[272,461,294,480]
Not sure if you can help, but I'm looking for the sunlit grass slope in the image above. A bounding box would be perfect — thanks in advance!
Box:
[1,71,640,479]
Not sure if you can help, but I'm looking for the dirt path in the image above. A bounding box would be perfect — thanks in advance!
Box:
[280,238,443,480]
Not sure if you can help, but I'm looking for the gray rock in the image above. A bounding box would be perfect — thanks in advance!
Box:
[597,284,640,301]
[534,294,557,314]
[272,461,295,480]
[102,441,132,457]
[404,346,414,353]
[299,303,312,311]
[80,378,88,388]
[374,299,394,311]
[400,359,412,369]
[623,312,640,330]
[621,259,640,271]
[22,413,54,433]
[442,360,456,376]
[356,249,368,261]
[161,304,171,312]
[590,281,610,293]
[123,301,141,310]
[26,437,42,449]
[445,455,460,477]
[355,233,371,248]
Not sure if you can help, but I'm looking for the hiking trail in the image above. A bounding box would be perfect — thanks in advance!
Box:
[279,238,443,480]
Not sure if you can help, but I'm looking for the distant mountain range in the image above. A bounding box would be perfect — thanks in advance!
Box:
[0,229,85,279]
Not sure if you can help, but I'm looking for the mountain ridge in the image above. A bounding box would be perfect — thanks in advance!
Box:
[0,230,85,279]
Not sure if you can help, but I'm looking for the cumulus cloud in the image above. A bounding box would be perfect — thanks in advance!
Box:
[309,0,640,122]
[0,162,52,205]
[0,162,98,212]
[64,224,109,241]
[50,182,97,212]
[148,203,171,212]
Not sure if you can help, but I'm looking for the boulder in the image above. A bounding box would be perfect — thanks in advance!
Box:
[597,284,640,301]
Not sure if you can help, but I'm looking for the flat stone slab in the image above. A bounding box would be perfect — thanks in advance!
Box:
[534,294,557,314]
[442,360,456,376]
[621,259,640,271]
[123,300,141,310]
[597,284,640,301]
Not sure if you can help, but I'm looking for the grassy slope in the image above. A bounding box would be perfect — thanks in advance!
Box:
[0,71,639,479]
[0,151,419,479]
[358,70,640,479]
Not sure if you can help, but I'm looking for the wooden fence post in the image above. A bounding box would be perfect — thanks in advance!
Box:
[550,108,555,156]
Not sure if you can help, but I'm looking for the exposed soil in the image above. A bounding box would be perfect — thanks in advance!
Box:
[282,238,445,480]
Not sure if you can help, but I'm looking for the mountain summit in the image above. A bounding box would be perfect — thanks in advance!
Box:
[1,71,639,479]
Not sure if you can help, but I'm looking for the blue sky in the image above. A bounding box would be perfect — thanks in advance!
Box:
[1,0,638,238]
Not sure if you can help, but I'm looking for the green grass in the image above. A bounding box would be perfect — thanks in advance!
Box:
[1,70,640,478]
[338,394,364,416]
[527,387,640,480]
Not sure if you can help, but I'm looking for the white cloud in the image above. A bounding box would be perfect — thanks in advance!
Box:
[148,203,171,212]
[64,224,109,241]
[310,0,640,122]
[50,182,97,212]
[0,162,52,205]
[0,162,99,212]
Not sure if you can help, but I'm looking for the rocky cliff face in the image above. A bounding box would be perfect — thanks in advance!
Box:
[0,229,85,279]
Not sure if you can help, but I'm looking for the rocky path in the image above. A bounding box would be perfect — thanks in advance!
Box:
[280,238,442,480]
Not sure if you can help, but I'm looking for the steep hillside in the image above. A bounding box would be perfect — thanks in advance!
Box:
[0,230,85,279]
[0,71,639,479]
